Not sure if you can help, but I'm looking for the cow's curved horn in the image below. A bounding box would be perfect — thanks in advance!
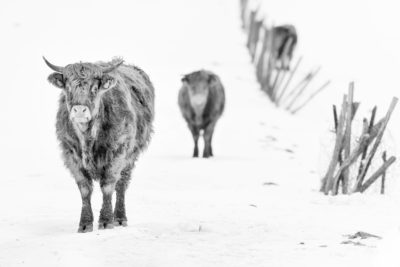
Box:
[102,60,124,74]
[43,56,64,73]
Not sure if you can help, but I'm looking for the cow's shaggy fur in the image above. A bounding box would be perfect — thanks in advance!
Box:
[178,70,225,158]
[270,25,297,70]
[45,58,154,232]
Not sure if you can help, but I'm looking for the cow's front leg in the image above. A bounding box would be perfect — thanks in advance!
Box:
[77,177,94,233]
[189,125,200,157]
[63,148,94,233]
[98,179,115,230]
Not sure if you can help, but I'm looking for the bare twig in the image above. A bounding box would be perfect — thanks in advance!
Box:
[240,0,249,29]
[353,97,398,193]
[285,67,321,111]
[246,10,257,49]
[332,105,345,193]
[333,105,338,131]
[263,24,276,95]
[321,95,347,194]
[282,71,312,103]
[250,20,263,61]
[270,36,294,101]
[270,68,283,101]
[290,80,331,114]
[276,56,302,105]
[253,25,266,70]
[274,69,288,101]
[332,133,370,195]
[381,152,387,194]
[357,107,377,181]
[255,27,269,84]
[350,102,360,120]
[360,156,396,193]
[342,82,354,194]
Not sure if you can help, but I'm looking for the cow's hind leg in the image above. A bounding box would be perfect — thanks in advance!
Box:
[203,121,216,158]
[114,168,131,227]
[99,179,116,230]
[99,154,130,230]
[76,172,94,233]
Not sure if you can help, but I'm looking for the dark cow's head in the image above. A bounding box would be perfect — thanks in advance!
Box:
[44,57,123,131]
[181,71,216,109]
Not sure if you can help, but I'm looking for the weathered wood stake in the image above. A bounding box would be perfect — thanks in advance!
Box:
[285,67,321,111]
[342,82,354,194]
[353,97,398,193]
[275,56,302,105]
[360,156,396,193]
[332,133,370,195]
[381,152,387,194]
[321,95,347,194]
[290,80,331,114]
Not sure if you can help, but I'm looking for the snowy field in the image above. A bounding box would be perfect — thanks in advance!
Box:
[0,0,399,266]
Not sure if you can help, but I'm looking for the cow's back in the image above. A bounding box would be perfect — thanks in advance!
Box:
[203,72,225,124]
[272,25,297,57]
[116,64,155,153]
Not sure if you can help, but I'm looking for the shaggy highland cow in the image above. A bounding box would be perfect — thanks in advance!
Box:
[178,70,225,158]
[270,25,297,70]
[44,57,154,232]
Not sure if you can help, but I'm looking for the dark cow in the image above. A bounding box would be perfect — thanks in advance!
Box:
[178,70,225,158]
[270,25,297,70]
[44,57,154,232]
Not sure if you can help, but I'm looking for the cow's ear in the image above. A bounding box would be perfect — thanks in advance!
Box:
[48,73,65,89]
[208,74,216,84]
[100,75,118,91]
[181,76,188,83]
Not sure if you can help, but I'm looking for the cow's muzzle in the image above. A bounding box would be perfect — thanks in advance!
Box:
[70,105,92,123]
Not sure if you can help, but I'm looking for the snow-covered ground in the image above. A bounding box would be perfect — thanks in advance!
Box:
[0,0,399,266]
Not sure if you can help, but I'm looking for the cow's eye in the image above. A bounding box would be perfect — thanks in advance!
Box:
[91,84,98,94]
[91,79,101,94]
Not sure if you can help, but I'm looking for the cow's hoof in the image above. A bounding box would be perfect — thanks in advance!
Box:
[203,153,212,158]
[78,224,93,233]
[98,222,114,230]
[113,219,128,227]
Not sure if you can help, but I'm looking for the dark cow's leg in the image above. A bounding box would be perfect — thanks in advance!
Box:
[99,179,116,230]
[189,125,200,157]
[64,150,94,233]
[114,168,132,227]
[203,121,216,158]
[99,153,131,230]
[63,150,93,233]
[77,177,94,233]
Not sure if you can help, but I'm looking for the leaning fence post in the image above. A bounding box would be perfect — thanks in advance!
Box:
[353,97,398,193]
[290,80,330,114]
[341,82,354,194]
[285,67,321,111]
[381,151,387,194]
[275,56,302,105]
[321,95,347,194]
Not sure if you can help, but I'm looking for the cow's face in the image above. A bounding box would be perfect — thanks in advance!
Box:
[186,80,209,104]
[181,72,212,109]
[44,58,122,131]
